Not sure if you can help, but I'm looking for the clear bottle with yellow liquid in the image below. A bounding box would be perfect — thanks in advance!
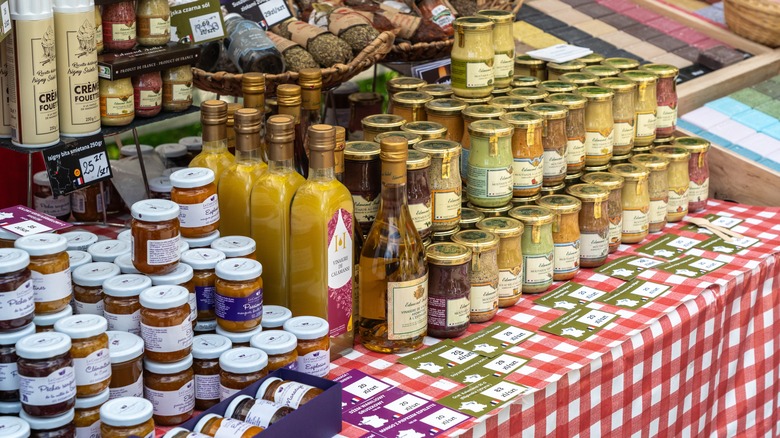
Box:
[218,108,267,237]
[290,124,355,360]
[276,84,309,178]
[190,100,235,184]
[242,73,268,162]
[250,115,305,307]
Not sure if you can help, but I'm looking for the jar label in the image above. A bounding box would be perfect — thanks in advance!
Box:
[219,384,239,401]
[543,149,566,178]
[144,380,195,416]
[0,278,34,322]
[667,188,688,216]
[105,309,141,336]
[215,288,263,321]
[460,148,470,182]
[96,25,102,45]
[580,232,608,261]
[553,241,580,274]
[689,179,709,203]
[408,202,432,236]
[353,194,380,227]
[467,165,513,199]
[74,298,104,315]
[431,5,455,29]
[194,374,220,401]
[188,292,198,323]
[71,191,105,214]
[179,194,220,229]
[623,208,649,235]
[195,285,215,314]
[109,22,136,41]
[34,194,70,218]
[109,374,144,400]
[656,105,677,129]
[494,52,514,80]
[214,418,258,438]
[613,121,635,147]
[19,366,76,406]
[635,112,656,138]
[608,219,622,247]
[523,253,553,285]
[273,381,315,409]
[566,138,585,166]
[498,268,522,299]
[513,157,543,190]
[171,83,193,102]
[0,363,19,391]
[297,348,330,378]
[451,59,493,89]
[139,16,170,37]
[76,420,101,438]
[432,189,461,222]
[584,130,614,161]
[140,317,193,353]
[102,96,135,118]
[470,282,498,313]
[428,295,469,331]
[327,209,354,338]
[74,347,111,386]
[31,269,72,304]
[245,399,285,428]
[387,274,428,341]
[139,89,162,108]
[650,199,669,225]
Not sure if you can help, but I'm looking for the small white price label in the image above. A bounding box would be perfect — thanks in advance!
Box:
[384,394,426,415]
[480,381,526,402]
[420,408,468,430]
[344,376,389,399]
[189,12,224,43]
[78,151,110,184]
[3,221,53,236]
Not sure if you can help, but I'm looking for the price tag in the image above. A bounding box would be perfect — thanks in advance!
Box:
[171,0,225,44]
[42,134,113,196]
[0,206,71,236]
[0,0,11,41]
[222,0,293,29]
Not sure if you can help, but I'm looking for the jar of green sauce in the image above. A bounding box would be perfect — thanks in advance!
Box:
[466,120,514,208]
[508,205,554,293]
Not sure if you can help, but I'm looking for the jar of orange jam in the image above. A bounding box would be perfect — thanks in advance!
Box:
[195,413,265,437]
[170,168,220,238]
[74,388,109,437]
[182,248,226,322]
[14,234,72,314]
[149,264,198,327]
[103,274,151,335]
[215,258,263,332]
[143,355,195,426]
[219,347,268,401]
[256,377,323,409]
[249,330,298,372]
[130,199,181,276]
[72,262,121,315]
[54,314,112,397]
[140,286,194,363]
[99,397,154,438]
[211,236,256,260]
[283,316,330,377]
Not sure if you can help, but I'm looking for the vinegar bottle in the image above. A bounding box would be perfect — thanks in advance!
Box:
[298,68,323,155]
[276,84,308,178]
[289,124,355,359]
[242,73,267,162]
[359,136,428,354]
[218,108,267,236]
[190,100,235,184]
[250,115,305,307]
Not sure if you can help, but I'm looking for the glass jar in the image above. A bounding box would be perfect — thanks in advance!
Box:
[14,234,72,315]
[250,331,298,372]
[149,263,197,327]
[136,0,171,46]
[425,99,467,143]
[0,249,34,332]
[375,131,422,150]
[216,325,262,348]
[140,285,194,363]
[508,206,554,293]
[195,413,265,437]
[16,332,76,417]
[361,115,406,143]
[133,71,163,118]
[425,243,470,338]
[546,60,586,81]
[407,150,433,240]
[611,154,631,165]
[566,184,610,268]
[102,1,136,51]
[225,395,294,429]
[129,199,181,275]
[402,121,447,141]
[143,355,195,426]
[466,120,514,207]
[211,236,256,260]
[602,58,640,72]
[215,258,263,332]
[514,55,546,80]
[527,103,568,187]
[20,408,75,437]
[537,195,581,281]
[74,388,109,438]
[0,324,34,401]
[511,75,540,88]
[182,231,221,250]
[477,10,514,89]
[104,274,148,335]
[579,53,606,67]
[170,168,220,238]
[157,144,190,169]
[610,164,650,244]
[106,331,144,400]
[641,64,679,138]
[182,249,226,322]
[261,306,292,330]
[148,176,173,200]
[476,218,523,307]
[546,93,587,175]
[192,334,231,410]
[580,172,624,253]
[87,239,131,264]
[0,417,28,435]
[578,86,615,166]
[348,92,383,140]
[431,227,459,243]
[387,77,426,114]
[283,316,330,377]
[99,397,154,438]
[489,96,530,113]
[512,194,541,206]
[68,250,92,270]
[652,146,691,223]
[99,78,135,126]
[467,203,513,218]
[451,17,495,98]
[560,72,599,87]
[62,232,99,252]
[500,112,543,197]
[414,140,462,232]
[629,154,670,232]
[53,315,111,397]
[451,230,500,323]
[674,137,710,213]
[219,347,269,401]
[391,92,433,123]
[33,306,72,333]
[257,377,323,408]
[344,141,381,236]
[419,84,452,99]
[459,208,484,230]
[72,262,120,315]
[508,87,549,105]
[162,66,194,112]
[597,78,637,156]
[538,81,577,94]
[620,70,658,147]
[32,171,71,221]
[461,105,505,180]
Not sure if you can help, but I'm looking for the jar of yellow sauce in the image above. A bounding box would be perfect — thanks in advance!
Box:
[391,91,433,123]
[537,195,581,281]
[629,154,670,232]
[560,72,599,87]
[461,105,506,182]
[581,172,624,253]
[652,146,690,223]
[545,93,587,174]
[451,17,495,98]
[476,217,523,307]
[526,103,568,187]
[477,10,514,90]
[507,87,549,104]
[425,99,467,143]
[566,184,610,268]
[514,55,546,80]
[361,115,406,142]
[602,58,640,71]
[609,163,650,244]
[546,60,586,81]
[597,78,636,156]
[620,70,658,147]
[578,86,615,167]
[673,136,710,213]
[507,206,554,293]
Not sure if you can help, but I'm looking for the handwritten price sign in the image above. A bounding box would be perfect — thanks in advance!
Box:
[43,134,113,196]
[79,151,110,184]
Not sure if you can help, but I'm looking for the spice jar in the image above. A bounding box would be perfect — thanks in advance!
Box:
[182,231,221,250]
[620,70,658,148]
[597,78,636,156]
[508,206,554,293]
[182,249,226,322]
[32,172,71,221]
[20,408,75,437]
[261,306,292,330]
[72,262,120,315]
[387,77,426,113]
[580,172,624,253]
[476,218,523,307]
[192,334,231,410]
[88,240,131,264]
[162,66,194,112]
[578,86,615,166]
[629,154,670,232]
[215,258,263,332]
[143,355,195,426]
[459,208,484,230]
[133,72,163,118]
[283,316,330,377]
[171,168,220,238]
[537,195,581,281]
[74,389,109,438]
[344,141,381,236]
[195,413,265,437]
[15,234,72,315]
[16,332,76,417]
[451,17,495,98]
[106,331,144,399]
[652,146,691,223]
[514,55,546,80]
[0,324,34,401]
[451,230,499,323]
[641,64,678,138]
[130,199,181,275]
[54,315,111,397]
[361,115,406,143]
[225,395,294,429]
[391,91,433,123]
[546,60,586,81]
[137,0,171,46]
[566,184,610,268]
[0,249,34,332]
[256,377,323,408]
[401,121,447,141]
[140,285,194,363]
[216,325,262,348]
[425,99,467,143]
[375,131,422,149]
[461,105,505,180]
[211,236,256,260]
[674,137,710,213]
[500,112,543,197]
[425,243,471,338]
[546,93,587,174]
[33,306,73,333]
[250,330,298,372]
[466,120,514,208]
[63,231,99,252]
[527,103,569,187]
[609,164,650,244]
[560,72,599,87]
[406,150,433,240]
[219,347,268,400]
[99,78,135,126]
[102,2,136,52]
[99,397,154,438]
[414,140,462,232]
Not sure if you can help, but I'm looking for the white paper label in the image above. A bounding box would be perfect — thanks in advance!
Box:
[609,218,622,247]
[19,367,76,405]
[446,297,470,326]
[656,105,676,129]
[464,62,493,88]
[327,209,353,339]
[219,384,239,401]
[194,374,220,401]
[408,202,432,236]
[214,418,258,438]
[636,112,656,138]
[0,363,19,391]
[566,139,585,166]
[172,84,192,101]
[523,253,553,285]
[580,232,608,261]
[0,279,34,322]
[188,293,197,323]
[31,270,72,304]
[245,399,285,428]
[296,349,330,378]
[467,166,513,199]
[109,374,143,400]
[553,241,580,274]
[513,157,543,190]
[145,380,195,416]
[613,122,634,147]
[493,52,513,80]
[498,269,522,299]
[623,208,649,235]
[353,195,380,225]
[76,421,101,438]
[470,283,497,313]
[387,275,428,341]
[649,199,668,225]
[273,381,314,409]
[139,89,162,108]
[74,299,103,315]
[105,309,141,335]
[543,149,566,178]
[667,188,689,216]
[140,318,193,353]
[432,190,460,222]
[74,348,111,386]
[179,194,220,229]
[34,194,70,218]
[689,179,709,203]
[147,235,180,266]
[585,130,614,160]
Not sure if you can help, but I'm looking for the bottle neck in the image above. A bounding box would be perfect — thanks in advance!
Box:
[269,158,294,172]
[301,87,322,112]
[235,148,260,163]
[235,130,260,162]
[244,93,265,112]
[278,105,301,124]
[308,165,335,182]
[202,123,227,150]
[380,159,408,206]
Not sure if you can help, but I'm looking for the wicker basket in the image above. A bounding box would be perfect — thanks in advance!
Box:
[193,30,396,96]
[724,0,780,48]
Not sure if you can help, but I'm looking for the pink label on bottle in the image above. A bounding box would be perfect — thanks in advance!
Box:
[327,209,353,338]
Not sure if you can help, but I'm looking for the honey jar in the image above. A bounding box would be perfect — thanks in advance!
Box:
[215,258,264,332]
[54,315,112,397]
[72,262,121,315]
[219,347,269,401]
[143,355,195,425]
[170,168,221,238]
[99,397,154,438]
[106,331,144,400]
[14,234,72,315]
[130,199,181,275]
[139,285,194,363]
[249,330,298,372]
[283,316,330,377]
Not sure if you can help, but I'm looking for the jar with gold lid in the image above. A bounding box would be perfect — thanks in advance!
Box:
[375,131,422,149]
[512,193,541,206]
[673,136,710,213]
[451,230,500,323]
[432,226,460,243]
[492,87,511,97]
[99,397,154,438]
[454,95,492,106]
[476,217,523,307]
[14,234,72,315]
[582,65,620,79]
[402,121,447,140]
[467,202,513,218]
[580,172,624,252]
[460,208,484,229]
[527,103,568,187]
[611,154,631,165]
[461,105,506,181]
[451,17,495,98]
[466,120,514,208]
[489,96,530,113]
[630,154,670,232]
[560,72,599,87]
[425,99,467,143]
[477,10,514,89]
[507,87,549,104]
[597,78,637,156]
[249,330,298,372]
[602,57,640,71]
[565,171,583,187]
[538,81,578,94]
[100,78,135,126]
[140,285,194,363]
[652,146,690,222]
[547,60,586,81]
[577,53,605,66]
[511,75,541,88]
[541,183,566,196]
[387,77,426,113]
[640,64,679,138]
[414,140,462,232]
[500,112,544,197]
[609,163,650,244]
[143,355,195,425]
[578,86,615,167]
[344,141,381,236]
[391,91,433,123]
[508,206,554,293]
[425,243,471,338]
[514,55,546,80]
[620,70,658,147]
[54,314,112,397]
[537,195,581,281]
[566,184,610,268]
[419,84,453,99]
[406,150,433,240]
[361,114,406,143]
[219,347,268,401]
[546,93,587,174]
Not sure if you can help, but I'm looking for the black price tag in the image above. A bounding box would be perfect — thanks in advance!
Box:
[171,0,226,45]
[221,0,293,29]
[42,134,113,196]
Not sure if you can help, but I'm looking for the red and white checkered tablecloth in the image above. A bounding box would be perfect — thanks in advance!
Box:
[78,200,780,437]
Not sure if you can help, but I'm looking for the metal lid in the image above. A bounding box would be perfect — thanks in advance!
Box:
[387,77,426,92]
[545,93,587,109]
[508,87,549,101]
[584,164,610,172]
[537,195,582,214]
[103,274,151,298]
[653,136,675,147]
[489,96,530,111]
[508,205,554,225]
[87,239,131,263]
[15,233,67,256]
[462,104,505,120]
[538,81,577,94]
[581,172,625,189]
[426,242,472,266]
[392,91,433,106]
[602,57,641,70]
[362,114,406,129]
[527,103,568,119]
[576,86,614,101]
[170,167,215,189]
[511,76,541,88]
[609,163,650,180]
[476,217,524,237]
[0,323,34,346]
[250,330,297,355]
[596,78,636,92]
[432,226,460,240]
[652,146,691,162]
[419,84,452,98]
[375,131,422,147]
[406,150,431,170]
[640,63,679,78]
[577,52,605,65]
[211,236,256,257]
[468,119,514,137]
[33,305,72,329]
[402,121,448,138]
[219,347,268,374]
[63,231,99,251]
[511,193,541,205]
[560,72,599,85]
[547,60,586,72]
[75,389,110,409]
[467,202,514,216]
[113,253,139,274]
[477,9,514,23]
[216,258,262,281]
[629,154,670,170]
[425,98,467,115]
[566,184,610,201]
[541,183,566,196]
[673,136,710,153]
[453,16,494,30]
[491,87,512,96]
[414,139,461,158]
[451,230,499,252]
[216,325,263,344]
[72,262,120,287]
[619,70,658,83]
[149,176,172,194]
[156,143,187,159]
[459,208,484,225]
[283,316,329,340]
[582,65,620,78]
[500,111,543,128]
[344,141,380,161]
[19,409,73,432]
[515,55,545,66]
[182,230,221,249]
[0,415,29,438]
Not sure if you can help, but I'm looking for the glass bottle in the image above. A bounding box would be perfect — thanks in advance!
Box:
[250,115,306,308]
[223,14,285,74]
[526,103,568,187]
[578,86,615,167]
[359,136,428,354]
[241,73,267,162]
[299,68,323,157]
[451,17,495,98]
[500,111,544,197]
[620,70,658,148]
[190,100,236,185]
[545,93,587,174]
[290,125,355,360]
[276,85,308,178]
[597,78,636,156]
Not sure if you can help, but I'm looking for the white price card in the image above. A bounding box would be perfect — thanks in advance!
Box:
[78,151,110,184]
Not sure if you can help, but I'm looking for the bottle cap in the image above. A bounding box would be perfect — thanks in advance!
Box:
[139,285,189,309]
[62,231,99,251]
[103,274,151,298]
[219,347,268,373]
[276,84,301,106]
[75,389,110,409]
[215,258,262,281]
[192,334,232,360]
[100,398,153,427]
[0,401,21,415]
[144,354,193,374]
[182,248,226,270]
[157,143,187,159]
[107,331,144,363]
[72,262,120,287]
[283,316,328,340]
[250,330,297,355]
[87,239,131,263]
[54,314,108,339]
[117,229,131,242]
[120,145,154,157]
[170,167,215,189]
[201,100,227,125]
[19,409,73,432]
[211,236,255,258]
[149,263,193,285]
[224,395,253,419]
[113,253,140,274]
[0,249,29,274]
[11,0,53,20]
[242,73,265,93]
[67,250,92,269]
[15,332,71,359]
[261,305,292,329]
[15,233,67,256]
[182,230,221,249]
[33,171,51,187]
[0,416,29,438]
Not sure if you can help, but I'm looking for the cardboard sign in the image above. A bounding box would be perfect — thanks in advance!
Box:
[438,376,528,415]
[635,233,707,260]
[655,255,725,278]
[0,205,71,236]
[540,305,619,341]
[42,134,112,196]
[594,255,667,281]
[221,0,294,29]
[397,341,480,377]
[598,279,671,310]
[457,322,534,358]
[534,282,609,310]
[171,0,225,44]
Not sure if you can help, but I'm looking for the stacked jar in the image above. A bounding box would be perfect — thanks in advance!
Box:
[581,172,625,253]
[451,230,500,323]
[500,112,544,199]
[476,218,524,307]
[508,206,555,293]
[415,140,463,233]
[527,103,569,189]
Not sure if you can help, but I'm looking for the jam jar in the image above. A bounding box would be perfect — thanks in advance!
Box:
[344,141,381,236]
[99,397,154,438]
[476,217,524,307]
[170,168,221,238]
[67,251,92,270]
[526,103,569,187]
[566,184,610,268]
[256,377,323,409]
[361,115,406,143]
[33,306,72,333]
[182,249,226,322]
[424,99,467,143]
[537,195,582,281]
[508,206,554,293]
[0,417,29,435]
[32,171,71,221]
[74,389,109,438]
[261,306,292,330]
[414,140,463,233]
[609,163,651,244]
[16,332,76,417]
[192,334,232,410]
[149,264,198,326]
[216,325,262,348]
[225,395,294,429]
[249,331,298,372]
[211,236,256,260]
[72,262,120,315]
[0,249,34,332]
[406,150,433,240]
[15,234,72,315]
[215,258,263,332]
[451,230,500,323]
[581,172,625,253]
[53,315,111,397]
[106,331,144,400]
[674,136,710,213]
[283,316,330,377]
[103,274,150,335]
[652,146,690,223]
[194,413,265,437]
[63,232,99,252]
[425,243,471,338]
[0,324,34,401]
[150,176,173,200]
[219,347,269,401]
[500,111,544,197]
[70,184,108,222]
[629,154,670,232]
[183,231,221,250]
[143,355,195,425]
[130,199,181,275]
[20,408,75,437]
[87,240,131,264]
[140,285,194,363]
[391,91,433,123]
